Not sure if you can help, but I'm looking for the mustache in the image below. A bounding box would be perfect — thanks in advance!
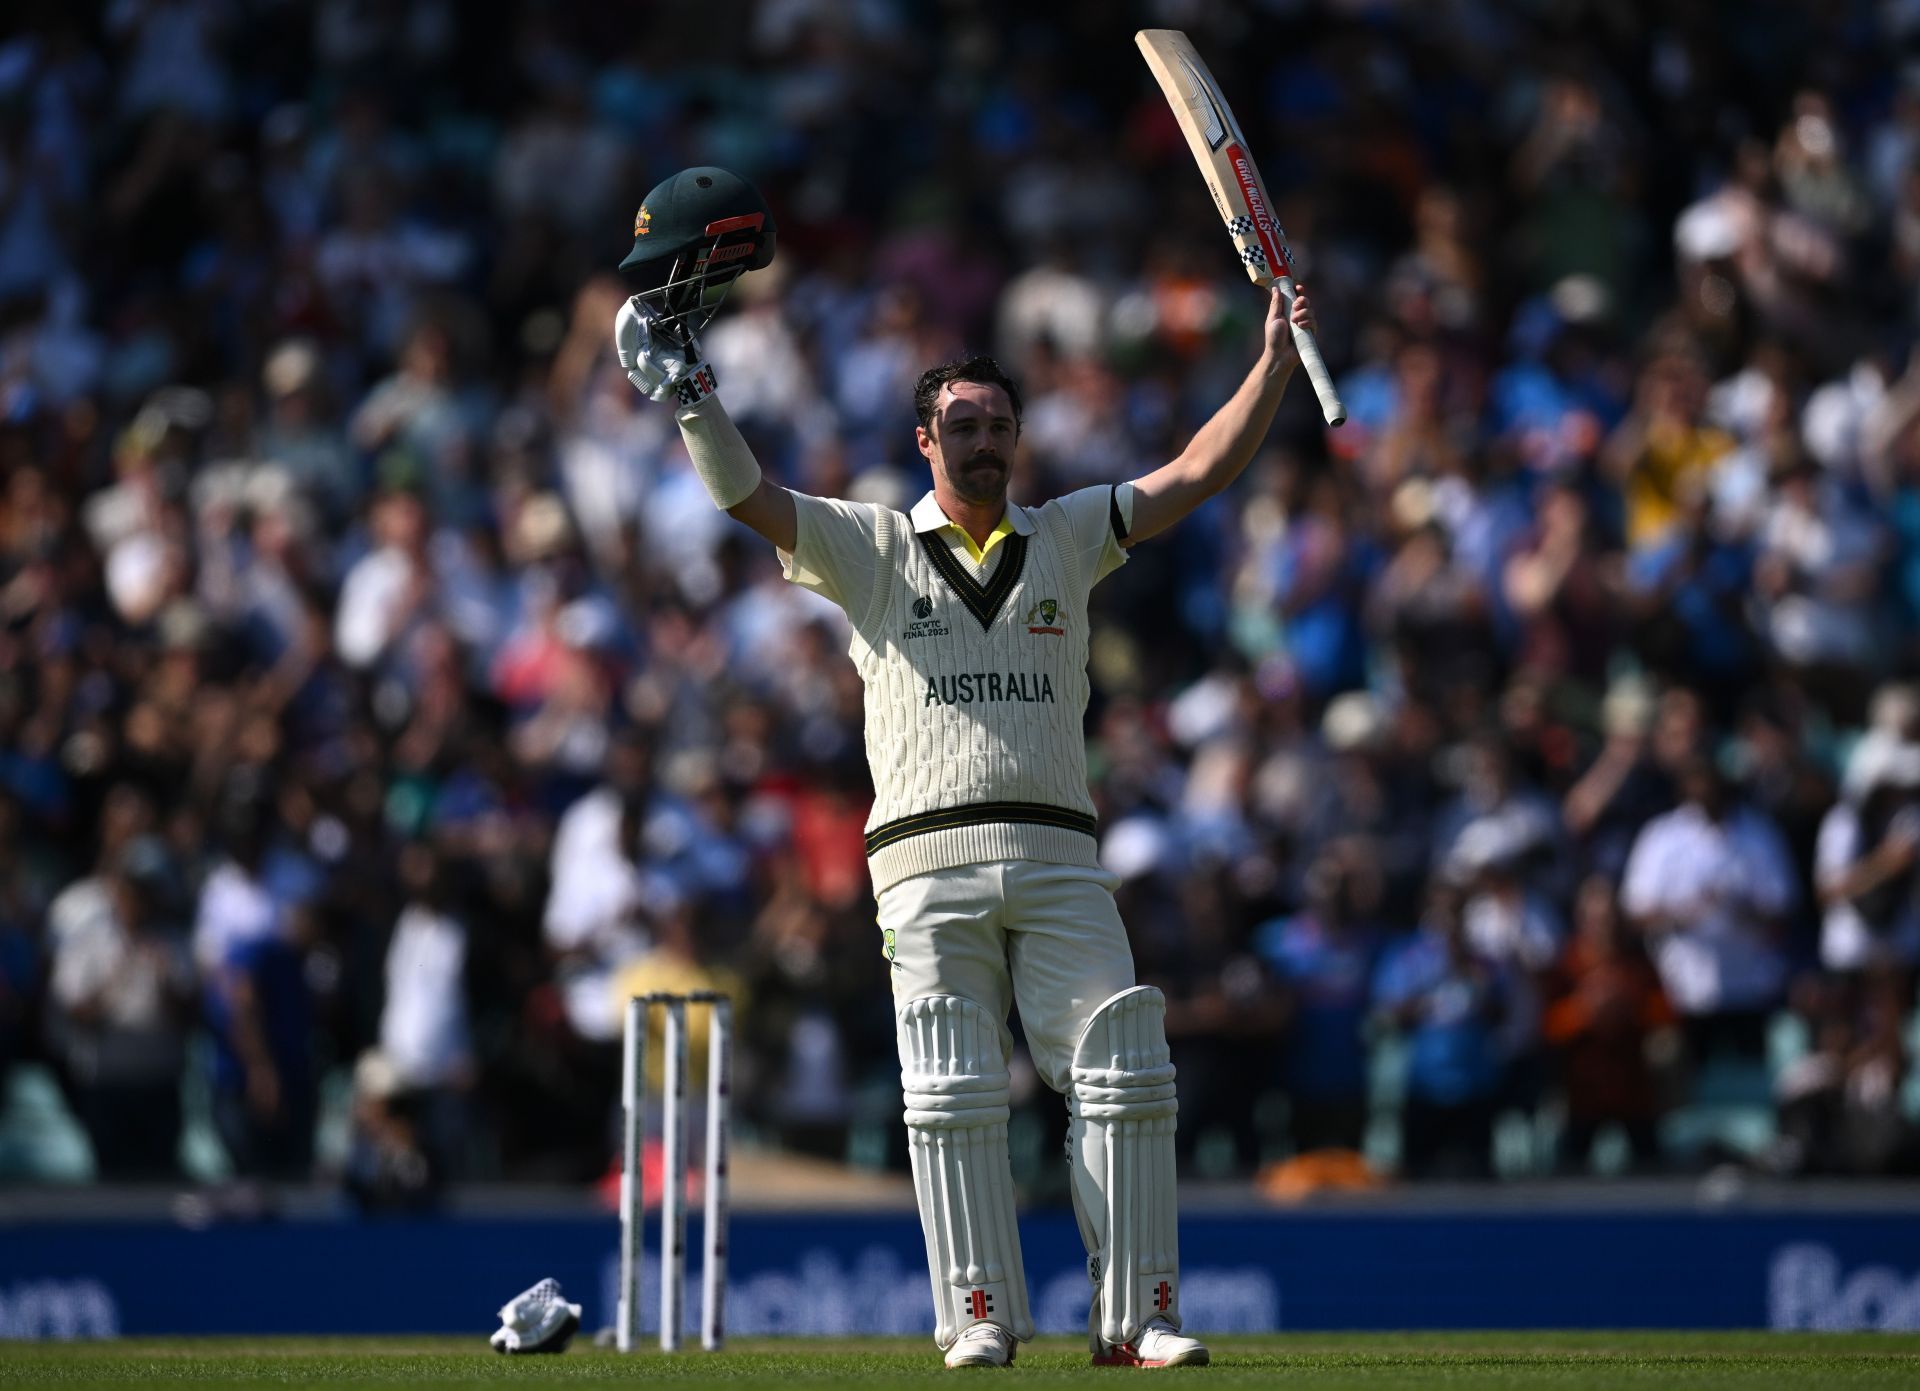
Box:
[962,451,1007,469]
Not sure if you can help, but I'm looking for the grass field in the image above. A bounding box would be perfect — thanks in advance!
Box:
[5,1333,1919,1389]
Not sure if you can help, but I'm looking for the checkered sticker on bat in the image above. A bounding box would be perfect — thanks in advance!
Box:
[1139,27,1347,427]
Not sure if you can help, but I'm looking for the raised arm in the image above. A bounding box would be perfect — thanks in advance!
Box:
[724,473,798,553]
[616,295,800,552]
[1123,288,1312,547]
[672,396,798,552]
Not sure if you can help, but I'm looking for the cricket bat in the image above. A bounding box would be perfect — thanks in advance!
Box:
[1136,29,1346,427]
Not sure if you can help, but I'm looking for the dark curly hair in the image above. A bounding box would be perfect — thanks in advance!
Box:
[912,355,1023,436]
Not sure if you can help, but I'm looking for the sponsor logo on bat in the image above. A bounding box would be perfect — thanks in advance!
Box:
[1227,146,1291,276]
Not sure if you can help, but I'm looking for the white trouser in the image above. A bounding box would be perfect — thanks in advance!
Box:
[878,860,1136,1091]
[881,859,1168,1347]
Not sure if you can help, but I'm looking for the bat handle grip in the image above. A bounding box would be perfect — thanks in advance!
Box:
[1277,277,1345,428]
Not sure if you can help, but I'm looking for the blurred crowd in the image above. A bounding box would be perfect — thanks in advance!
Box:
[5,0,1920,1200]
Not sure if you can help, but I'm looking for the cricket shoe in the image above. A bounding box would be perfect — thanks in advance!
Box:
[1091,1317,1210,1368]
[945,1321,1018,1368]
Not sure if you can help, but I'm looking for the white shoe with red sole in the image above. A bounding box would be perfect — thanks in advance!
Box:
[1091,1317,1210,1368]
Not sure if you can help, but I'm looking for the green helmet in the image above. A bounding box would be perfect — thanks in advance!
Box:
[618,167,776,346]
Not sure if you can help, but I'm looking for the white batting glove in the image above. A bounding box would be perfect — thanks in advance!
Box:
[614,297,718,407]
[488,1277,581,1354]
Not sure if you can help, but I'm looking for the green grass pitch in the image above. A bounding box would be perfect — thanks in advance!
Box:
[5,1333,1919,1389]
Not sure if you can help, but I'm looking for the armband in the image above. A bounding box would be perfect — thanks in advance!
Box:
[676,396,763,510]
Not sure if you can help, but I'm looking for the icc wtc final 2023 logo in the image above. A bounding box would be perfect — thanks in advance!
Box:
[905,594,948,641]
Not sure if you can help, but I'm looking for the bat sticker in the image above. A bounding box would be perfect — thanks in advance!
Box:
[1174,52,1232,151]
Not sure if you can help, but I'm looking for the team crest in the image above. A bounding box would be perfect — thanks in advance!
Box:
[883,928,897,965]
[634,205,652,237]
[1026,598,1063,635]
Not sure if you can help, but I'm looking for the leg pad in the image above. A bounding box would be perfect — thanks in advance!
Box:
[899,995,1034,1346]
[1067,986,1181,1347]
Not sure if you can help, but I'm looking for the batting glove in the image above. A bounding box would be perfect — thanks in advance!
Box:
[489,1277,581,1354]
[614,297,718,407]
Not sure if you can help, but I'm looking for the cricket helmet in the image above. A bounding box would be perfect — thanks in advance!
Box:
[618,167,776,346]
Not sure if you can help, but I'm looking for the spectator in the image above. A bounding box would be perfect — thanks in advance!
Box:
[317,175,470,358]
[1544,877,1677,1172]
[257,338,355,523]
[1562,675,1674,881]
[1451,818,1564,1115]
[1814,735,1920,977]
[1373,886,1509,1179]
[333,486,433,673]
[1775,973,1920,1176]
[1621,758,1795,1067]
[1753,448,1886,715]
[1502,480,1621,690]
[735,879,867,1159]
[198,801,317,1179]
[1256,848,1381,1154]
[1604,351,1736,552]
[1256,465,1368,701]
[1623,488,1761,712]
[340,1048,440,1212]
[543,733,660,1036]
[190,801,284,974]
[203,901,318,1181]
[1431,732,1567,900]
[376,842,473,1176]
[45,840,194,1178]
[607,897,746,1098]
[1153,868,1288,1175]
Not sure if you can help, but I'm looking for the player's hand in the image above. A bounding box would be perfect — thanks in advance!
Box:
[614,296,718,406]
[1266,284,1315,364]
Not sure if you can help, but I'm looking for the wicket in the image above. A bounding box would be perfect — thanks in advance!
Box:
[616,991,732,1354]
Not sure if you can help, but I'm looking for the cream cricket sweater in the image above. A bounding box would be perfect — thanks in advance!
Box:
[779,485,1132,895]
